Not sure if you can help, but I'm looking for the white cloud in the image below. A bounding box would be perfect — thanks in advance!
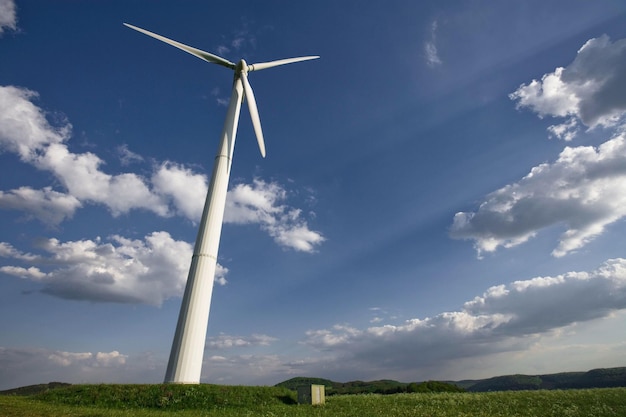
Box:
[463,259,626,333]
[226,179,285,224]
[300,258,626,381]
[0,265,45,279]
[0,86,70,160]
[2,259,625,388]
[510,35,626,136]
[424,20,442,67]
[152,161,207,221]
[0,186,81,225]
[225,179,325,252]
[94,351,127,367]
[0,85,170,219]
[0,242,37,260]
[213,263,229,286]
[270,223,325,253]
[47,351,93,367]
[0,347,162,390]
[153,169,324,252]
[116,144,143,166]
[0,84,324,252]
[0,0,17,35]
[36,143,169,217]
[0,232,230,305]
[453,36,626,257]
[205,354,293,385]
[450,132,626,257]
[46,351,127,368]
[166,262,626,384]
[547,117,579,141]
[207,333,277,350]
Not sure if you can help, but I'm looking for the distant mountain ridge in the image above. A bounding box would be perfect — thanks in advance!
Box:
[275,367,626,394]
[461,367,626,392]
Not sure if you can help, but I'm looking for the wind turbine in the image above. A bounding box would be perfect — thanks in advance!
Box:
[124,23,319,384]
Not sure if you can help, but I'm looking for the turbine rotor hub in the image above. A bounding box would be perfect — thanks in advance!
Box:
[236,59,249,75]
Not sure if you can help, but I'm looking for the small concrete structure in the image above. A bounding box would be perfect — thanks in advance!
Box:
[297,384,325,405]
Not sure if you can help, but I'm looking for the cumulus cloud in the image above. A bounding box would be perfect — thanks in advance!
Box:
[547,117,579,141]
[0,85,169,219]
[0,242,37,260]
[424,20,442,67]
[0,186,81,226]
[0,84,322,304]
[0,0,17,35]
[463,259,626,334]
[450,132,626,257]
[0,86,70,160]
[2,259,625,387]
[48,350,127,368]
[153,171,324,251]
[510,35,626,138]
[301,258,626,380]
[452,36,626,257]
[37,143,169,217]
[0,232,229,305]
[152,161,207,221]
[0,84,324,251]
[225,179,325,252]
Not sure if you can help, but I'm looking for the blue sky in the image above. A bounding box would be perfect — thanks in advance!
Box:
[1,0,626,389]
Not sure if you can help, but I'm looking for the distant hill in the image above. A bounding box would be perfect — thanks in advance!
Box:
[0,382,71,396]
[275,367,626,395]
[275,377,335,391]
[465,367,626,392]
[275,377,461,395]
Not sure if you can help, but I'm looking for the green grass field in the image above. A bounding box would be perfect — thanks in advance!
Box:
[1,384,625,416]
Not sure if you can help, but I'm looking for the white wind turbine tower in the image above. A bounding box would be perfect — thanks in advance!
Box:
[124,23,319,384]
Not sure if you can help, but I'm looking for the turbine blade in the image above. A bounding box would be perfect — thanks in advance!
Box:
[124,23,235,69]
[248,56,320,72]
[240,71,266,158]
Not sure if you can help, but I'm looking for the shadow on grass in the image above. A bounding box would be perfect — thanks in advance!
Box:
[277,394,298,405]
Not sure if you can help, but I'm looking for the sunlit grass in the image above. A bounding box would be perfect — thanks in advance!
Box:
[1,385,625,417]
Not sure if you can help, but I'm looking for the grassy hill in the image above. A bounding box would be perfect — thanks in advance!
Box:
[0,382,71,396]
[1,376,625,417]
[15,383,296,410]
[275,376,335,391]
[1,385,625,417]
[276,376,409,395]
[275,376,462,395]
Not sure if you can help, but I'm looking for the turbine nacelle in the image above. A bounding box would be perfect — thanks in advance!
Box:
[124,23,319,159]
